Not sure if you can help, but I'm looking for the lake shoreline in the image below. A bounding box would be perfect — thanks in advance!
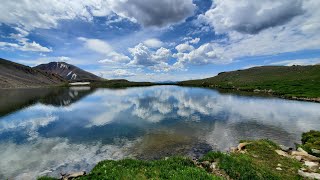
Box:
[2,83,319,103]
[178,84,320,103]
[38,131,320,180]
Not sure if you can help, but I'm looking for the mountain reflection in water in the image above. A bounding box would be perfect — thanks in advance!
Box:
[0,85,320,179]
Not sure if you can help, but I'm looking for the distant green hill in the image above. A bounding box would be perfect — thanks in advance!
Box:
[179,65,320,99]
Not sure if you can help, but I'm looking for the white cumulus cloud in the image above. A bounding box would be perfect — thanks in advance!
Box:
[175,43,194,53]
[176,0,320,67]
[143,38,163,48]
[79,37,131,64]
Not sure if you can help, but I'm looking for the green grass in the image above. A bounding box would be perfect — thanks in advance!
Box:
[77,157,221,180]
[78,140,303,180]
[300,130,320,157]
[201,140,302,180]
[179,65,320,98]
[38,139,311,180]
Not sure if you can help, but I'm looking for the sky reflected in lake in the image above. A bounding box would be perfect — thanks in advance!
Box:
[1,86,320,179]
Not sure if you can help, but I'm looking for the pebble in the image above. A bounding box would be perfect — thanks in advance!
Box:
[312,149,320,154]
[210,162,217,170]
[275,150,289,157]
[305,161,319,171]
[297,147,308,154]
[237,142,251,151]
[294,155,302,161]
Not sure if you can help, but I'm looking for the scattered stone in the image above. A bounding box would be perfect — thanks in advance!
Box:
[201,161,211,168]
[291,151,320,162]
[237,142,251,151]
[312,149,320,154]
[277,163,282,167]
[305,161,319,171]
[61,171,86,180]
[294,156,302,161]
[164,157,169,160]
[209,162,217,171]
[275,150,290,157]
[298,170,320,179]
[297,147,308,154]
[253,89,260,92]
[276,167,282,171]
[230,147,237,153]
[252,154,259,158]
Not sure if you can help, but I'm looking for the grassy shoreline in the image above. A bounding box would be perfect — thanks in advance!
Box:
[38,131,320,180]
[179,84,320,103]
[178,65,320,103]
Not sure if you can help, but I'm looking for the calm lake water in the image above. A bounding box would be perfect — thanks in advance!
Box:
[1,85,320,179]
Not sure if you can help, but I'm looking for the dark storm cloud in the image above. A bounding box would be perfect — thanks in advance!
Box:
[201,0,305,34]
[113,0,196,28]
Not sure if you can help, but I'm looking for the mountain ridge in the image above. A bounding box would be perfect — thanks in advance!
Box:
[0,58,66,89]
[35,62,102,82]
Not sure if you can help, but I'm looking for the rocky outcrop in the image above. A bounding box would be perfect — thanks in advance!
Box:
[290,96,320,103]
[275,146,320,179]
[35,62,102,82]
[298,170,320,180]
[61,171,86,180]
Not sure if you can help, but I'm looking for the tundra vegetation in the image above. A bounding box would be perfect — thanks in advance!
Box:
[179,65,320,101]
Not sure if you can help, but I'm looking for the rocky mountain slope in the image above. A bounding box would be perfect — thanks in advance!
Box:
[35,62,102,82]
[0,58,66,89]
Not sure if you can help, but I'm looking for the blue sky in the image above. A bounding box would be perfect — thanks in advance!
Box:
[0,0,320,81]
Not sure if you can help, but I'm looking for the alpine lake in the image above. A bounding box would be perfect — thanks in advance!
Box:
[1,85,320,179]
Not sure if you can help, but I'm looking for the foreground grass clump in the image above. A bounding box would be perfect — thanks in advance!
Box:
[301,130,320,157]
[201,140,302,180]
[80,157,221,180]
